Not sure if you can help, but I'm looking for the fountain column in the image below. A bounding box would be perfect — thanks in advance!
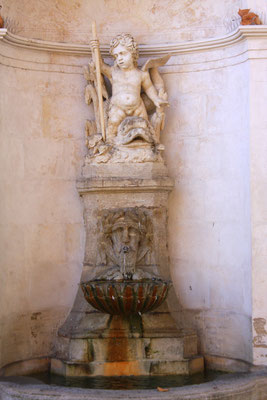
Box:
[51,161,203,377]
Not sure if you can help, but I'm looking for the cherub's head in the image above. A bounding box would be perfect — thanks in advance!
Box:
[110,33,138,69]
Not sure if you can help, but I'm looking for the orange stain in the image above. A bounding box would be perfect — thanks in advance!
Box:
[104,361,141,376]
[104,316,141,376]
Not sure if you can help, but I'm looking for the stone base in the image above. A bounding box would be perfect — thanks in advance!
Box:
[52,314,203,377]
[50,356,204,377]
[51,161,204,378]
[51,333,203,377]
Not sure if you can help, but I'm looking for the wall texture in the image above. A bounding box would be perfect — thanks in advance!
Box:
[0,44,88,367]
[249,33,267,365]
[164,43,252,362]
[0,0,266,369]
[1,0,242,44]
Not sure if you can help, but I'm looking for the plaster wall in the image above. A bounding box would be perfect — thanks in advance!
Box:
[164,45,252,362]
[249,44,267,364]
[0,0,265,369]
[0,45,88,367]
[1,0,242,44]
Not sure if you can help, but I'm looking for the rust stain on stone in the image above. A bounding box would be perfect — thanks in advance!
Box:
[103,360,141,376]
[253,318,267,348]
[253,318,267,335]
[104,316,141,376]
[31,312,42,320]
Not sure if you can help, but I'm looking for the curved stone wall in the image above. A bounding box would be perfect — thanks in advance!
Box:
[164,42,252,362]
[0,39,88,367]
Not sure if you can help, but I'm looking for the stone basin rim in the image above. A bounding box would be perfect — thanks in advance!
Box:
[80,278,172,315]
[1,369,267,400]
[81,278,172,284]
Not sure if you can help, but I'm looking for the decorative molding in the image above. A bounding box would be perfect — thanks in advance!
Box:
[76,177,174,194]
[0,26,267,56]
[239,25,267,38]
[0,29,89,55]
[0,28,7,40]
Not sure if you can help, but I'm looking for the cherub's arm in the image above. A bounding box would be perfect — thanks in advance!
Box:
[141,71,168,108]
[90,40,112,81]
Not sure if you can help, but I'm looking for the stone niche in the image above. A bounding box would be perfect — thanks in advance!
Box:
[2,0,267,380]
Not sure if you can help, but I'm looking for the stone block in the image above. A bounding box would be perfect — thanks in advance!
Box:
[183,334,198,357]
[69,339,89,362]
[142,312,182,337]
[188,356,204,375]
[149,356,203,375]
[145,338,184,360]
[65,361,92,378]
[58,311,111,339]
[50,358,66,376]
[91,338,145,362]
[52,328,203,377]
[88,360,149,377]
[82,162,170,179]
[52,336,70,360]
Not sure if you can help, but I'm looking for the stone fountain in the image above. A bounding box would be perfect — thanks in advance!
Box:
[51,28,204,378]
[80,208,171,316]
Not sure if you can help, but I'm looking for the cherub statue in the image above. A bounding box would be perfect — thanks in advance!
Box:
[84,29,170,162]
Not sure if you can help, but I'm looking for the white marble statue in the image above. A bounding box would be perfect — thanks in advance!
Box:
[84,28,170,163]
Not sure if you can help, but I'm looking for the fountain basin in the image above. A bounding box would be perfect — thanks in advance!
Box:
[1,369,267,399]
[81,279,171,315]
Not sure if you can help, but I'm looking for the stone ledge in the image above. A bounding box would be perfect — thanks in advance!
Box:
[0,28,7,40]
[0,357,50,377]
[0,26,267,56]
[204,354,251,373]
[76,177,174,194]
[240,26,267,38]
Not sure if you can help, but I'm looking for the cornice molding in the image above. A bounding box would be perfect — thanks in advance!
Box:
[239,25,267,38]
[0,28,7,40]
[76,177,174,194]
[0,26,267,56]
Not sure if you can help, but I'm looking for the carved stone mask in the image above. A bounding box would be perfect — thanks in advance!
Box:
[98,208,152,278]
[111,217,141,276]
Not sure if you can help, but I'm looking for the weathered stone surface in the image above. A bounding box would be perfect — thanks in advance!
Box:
[53,333,198,366]
[85,32,169,163]
[0,358,50,377]
[1,370,267,399]
[57,163,175,345]
[0,0,242,43]
[51,159,205,377]
[50,356,204,377]
[146,338,187,360]
[94,208,154,279]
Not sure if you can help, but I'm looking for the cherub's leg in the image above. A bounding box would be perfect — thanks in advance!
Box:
[133,100,148,120]
[107,105,126,141]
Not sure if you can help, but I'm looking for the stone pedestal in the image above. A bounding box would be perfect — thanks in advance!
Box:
[51,323,203,377]
[51,161,204,376]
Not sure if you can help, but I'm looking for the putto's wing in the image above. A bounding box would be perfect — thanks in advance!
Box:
[101,75,109,100]
[141,54,171,71]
